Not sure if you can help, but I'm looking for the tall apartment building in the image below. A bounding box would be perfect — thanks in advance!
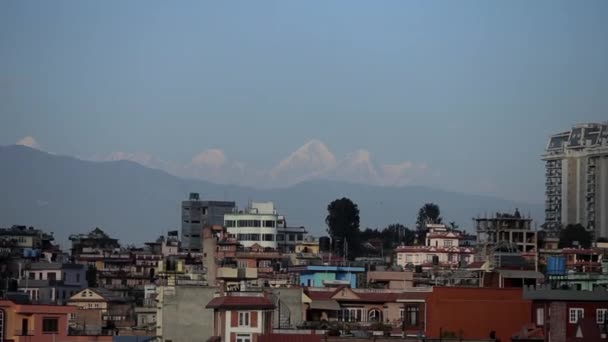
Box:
[181,193,235,253]
[542,123,608,238]
[224,201,307,251]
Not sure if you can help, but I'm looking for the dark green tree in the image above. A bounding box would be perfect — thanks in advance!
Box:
[86,265,98,287]
[558,224,592,248]
[326,198,361,259]
[449,221,459,230]
[415,203,442,242]
[382,224,415,248]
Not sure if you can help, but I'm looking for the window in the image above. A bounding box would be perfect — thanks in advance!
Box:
[368,309,382,322]
[262,234,274,241]
[237,260,248,268]
[225,220,235,228]
[443,240,453,247]
[597,309,607,324]
[569,308,584,324]
[339,308,362,322]
[536,308,544,326]
[237,234,261,241]
[289,234,295,242]
[405,255,412,263]
[48,272,56,281]
[276,234,285,241]
[42,317,58,333]
[239,312,250,326]
[237,334,251,342]
[406,306,419,326]
[68,313,76,321]
[264,220,275,228]
[297,233,303,241]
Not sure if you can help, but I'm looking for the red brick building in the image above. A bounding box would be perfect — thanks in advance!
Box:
[425,287,531,341]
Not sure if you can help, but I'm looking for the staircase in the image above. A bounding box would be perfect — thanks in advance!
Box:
[270,294,291,329]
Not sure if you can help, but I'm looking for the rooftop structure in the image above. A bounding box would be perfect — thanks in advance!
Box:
[542,122,608,238]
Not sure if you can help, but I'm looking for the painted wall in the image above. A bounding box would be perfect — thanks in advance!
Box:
[425,287,531,341]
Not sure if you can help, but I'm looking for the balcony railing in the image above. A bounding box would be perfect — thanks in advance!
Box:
[14,330,35,336]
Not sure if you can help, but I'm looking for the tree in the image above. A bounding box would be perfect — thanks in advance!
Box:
[86,265,98,287]
[415,203,442,242]
[449,221,459,230]
[381,224,415,248]
[558,224,592,249]
[326,198,361,259]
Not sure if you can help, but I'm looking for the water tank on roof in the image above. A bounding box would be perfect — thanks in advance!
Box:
[547,256,566,276]
[319,236,331,252]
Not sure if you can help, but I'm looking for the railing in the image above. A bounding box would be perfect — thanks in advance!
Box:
[14,330,35,336]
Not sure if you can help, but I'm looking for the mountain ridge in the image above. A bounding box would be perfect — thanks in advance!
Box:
[0,145,543,246]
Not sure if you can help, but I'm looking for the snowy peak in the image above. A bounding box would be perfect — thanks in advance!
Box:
[271,140,337,183]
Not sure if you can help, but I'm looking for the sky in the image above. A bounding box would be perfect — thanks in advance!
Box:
[1,1,607,203]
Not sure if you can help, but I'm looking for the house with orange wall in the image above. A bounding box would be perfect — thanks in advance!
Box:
[0,299,112,342]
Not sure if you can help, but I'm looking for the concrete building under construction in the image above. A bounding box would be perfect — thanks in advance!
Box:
[475,209,538,271]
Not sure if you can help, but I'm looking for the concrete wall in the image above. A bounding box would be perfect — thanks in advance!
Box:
[270,288,304,329]
[158,286,218,342]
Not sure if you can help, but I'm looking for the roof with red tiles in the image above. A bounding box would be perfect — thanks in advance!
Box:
[206,296,275,310]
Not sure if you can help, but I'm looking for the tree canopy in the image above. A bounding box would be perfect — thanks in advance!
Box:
[326,197,361,259]
[416,203,442,230]
[558,224,592,248]
[361,224,415,249]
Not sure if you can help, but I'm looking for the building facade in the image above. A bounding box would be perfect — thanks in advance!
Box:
[543,122,608,238]
[206,293,275,342]
[182,193,236,253]
[395,225,475,269]
[224,202,306,251]
[18,262,87,305]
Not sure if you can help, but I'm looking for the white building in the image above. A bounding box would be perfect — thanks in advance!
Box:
[395,224,475,268]
[224,202,306,251]
[542,123,608,238]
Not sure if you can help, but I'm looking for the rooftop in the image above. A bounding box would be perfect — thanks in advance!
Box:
[206,295,275,310]
[523,285,608,301]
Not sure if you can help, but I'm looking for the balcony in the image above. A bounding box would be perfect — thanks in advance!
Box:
[14,330,35,336]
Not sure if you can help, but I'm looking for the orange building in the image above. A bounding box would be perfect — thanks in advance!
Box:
[0,300,112,342]
[425,287,531,341]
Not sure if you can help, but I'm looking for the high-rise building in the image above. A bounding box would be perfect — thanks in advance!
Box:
[181,193,235,253]
[542,123,608,238]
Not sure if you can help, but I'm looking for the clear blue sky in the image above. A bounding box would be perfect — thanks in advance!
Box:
[1,1,607,203]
